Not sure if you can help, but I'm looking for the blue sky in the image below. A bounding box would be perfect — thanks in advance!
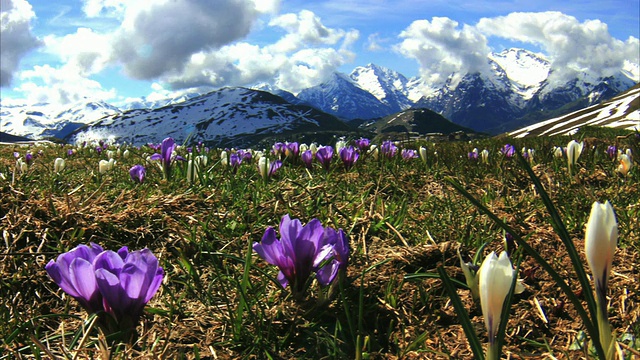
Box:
[1,0,638,106]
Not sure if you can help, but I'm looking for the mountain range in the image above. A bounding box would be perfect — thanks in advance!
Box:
[0,48,637,146]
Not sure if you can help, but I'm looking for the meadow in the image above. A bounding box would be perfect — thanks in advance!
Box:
[1,127,638,359]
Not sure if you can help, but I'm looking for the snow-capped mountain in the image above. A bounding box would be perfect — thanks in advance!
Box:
[509,83,639,138]
[1,47,637,143]
[350,64,414,113]
[67,87,352,147]
[296,72,393,120]
[0,100,120,140]
[411,48,636,132]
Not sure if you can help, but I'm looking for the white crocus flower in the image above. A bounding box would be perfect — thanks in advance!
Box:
[567,140,584,171]
[585,201,617,294]
[419,146,427,163]
[335,139,346,155]
[187,159,199,183]
[220,150,228,167]
[258,156,269,179]
[616,154,632,176]
[369,145,379,160]
[584,200,617,357]
[478,251,514,359]
[54,158,65,173]
[481,149,489,164]
[553,146,564,158]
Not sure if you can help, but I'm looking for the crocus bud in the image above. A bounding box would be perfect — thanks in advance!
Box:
[478,251,514,347]
[567,140,584,169]
[258,156,269,179]
[129,164,146,184]
[220,150,228,167]
[553,146,564,158]
[585,201,617,294]
[481,149,489,164]
[99,160,110,173]
[54,158,65,173]
[419,146,427,163]
[616,154,632,176]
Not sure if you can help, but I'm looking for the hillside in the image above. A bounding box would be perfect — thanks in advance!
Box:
[509,84,639,138]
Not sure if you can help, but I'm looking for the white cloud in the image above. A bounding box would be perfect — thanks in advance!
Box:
[476,11,640,84]
[109,0,261,80]
[42,28,112,76]
[161,10,359,93]
[397,17,490,87]
[0,0,42,86]
[16,64,117,104]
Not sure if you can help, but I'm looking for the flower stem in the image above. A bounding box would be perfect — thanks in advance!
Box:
[486,342,499,360]
[595,287,614,360]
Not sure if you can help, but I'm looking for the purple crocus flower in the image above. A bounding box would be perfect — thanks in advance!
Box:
[94,247,164,324]
[25,152,33,165]
[468,149,479,160]
[606,145,617,160]
[272,142,287,158]
[316,146,334,171]
[13,151,20,159]
[315,226,350,285]
[67,149,75,156]
[150,137,185,180]
[45,243,105,313]
[129,164,146,184]
[230,152,242,172]
[339,146,359,170]
[253,215,342,297]
[269,159,282,177]
[381,140,398,158]
[501,144,516,158]
[286,142,300,158]
[301,149,314,169]
[237,149,252,162]
[401,149,418,160]
[354,138,371,151]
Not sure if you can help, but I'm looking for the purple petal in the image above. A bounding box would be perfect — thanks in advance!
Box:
[45,260,80,298]
[94,250,125,274]
[316,259,340,286]
[253,228,285,266]
[277,271,289,289]
[95,268,130,314]
[69,258,98,304]
[150,153,162,161]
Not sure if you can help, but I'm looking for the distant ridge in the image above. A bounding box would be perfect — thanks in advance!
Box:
[509,84,639,138]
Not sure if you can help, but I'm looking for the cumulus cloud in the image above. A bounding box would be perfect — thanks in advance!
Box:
[476,11,640,83]
[0,0,42,87]
[42,28,112,76]
[15,64,117,104]
[108,0,261,80]
[162,10,358,93]
[396,17,490,87]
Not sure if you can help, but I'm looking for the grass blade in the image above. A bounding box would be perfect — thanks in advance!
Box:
[437,266,484,359]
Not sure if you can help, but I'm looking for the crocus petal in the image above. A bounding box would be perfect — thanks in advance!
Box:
[94,250,125,274]
[478,251,514,344]
[45,260,80,298]
[277,271,289,289]
[69,258,98,303]
[150,154,162,161]
[316,259,340,286]
[585,201,618,290]
[253,227,287,267]
[95,268,130,315]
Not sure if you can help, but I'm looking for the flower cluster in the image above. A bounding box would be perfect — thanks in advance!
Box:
[253,215,349,298]
[46,243,164,332]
